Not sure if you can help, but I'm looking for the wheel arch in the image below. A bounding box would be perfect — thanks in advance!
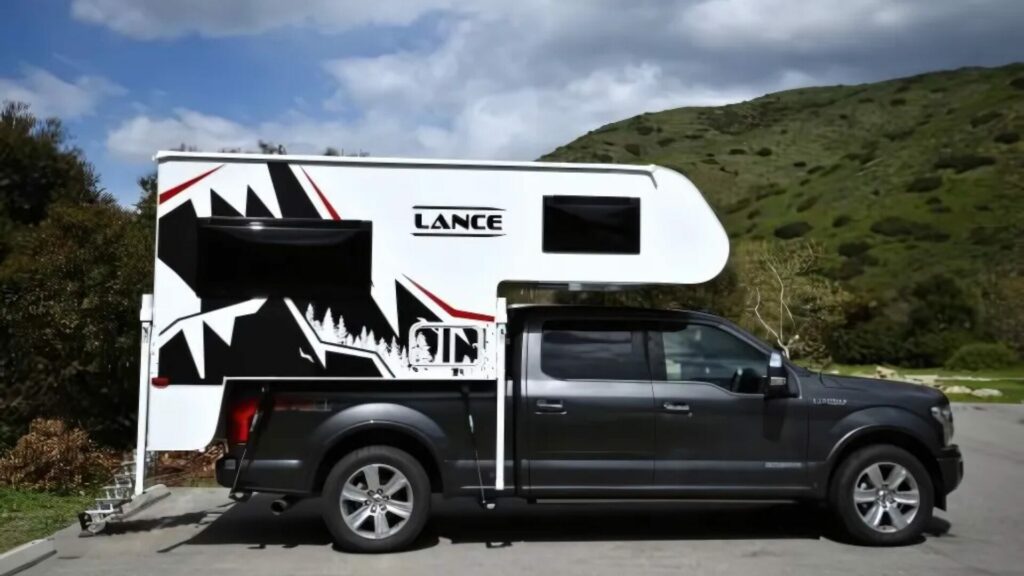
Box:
[307,403,449,495]
[826,426,946,509]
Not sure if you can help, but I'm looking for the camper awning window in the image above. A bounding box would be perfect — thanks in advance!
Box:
[195,218,372,298]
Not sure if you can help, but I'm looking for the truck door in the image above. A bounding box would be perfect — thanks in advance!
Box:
[648,321,808,491]
[523,318,655,494]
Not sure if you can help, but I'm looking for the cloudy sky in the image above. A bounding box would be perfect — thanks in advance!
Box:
[2,0,1023,203]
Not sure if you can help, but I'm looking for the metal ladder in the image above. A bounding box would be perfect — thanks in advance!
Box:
[78,458,142,533]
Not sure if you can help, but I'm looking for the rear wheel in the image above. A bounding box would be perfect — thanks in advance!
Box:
[322,446,431,553]
[830,444,934,546]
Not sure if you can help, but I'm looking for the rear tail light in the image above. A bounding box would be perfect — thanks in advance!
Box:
[229,397,259,445]
[151,376,170,388]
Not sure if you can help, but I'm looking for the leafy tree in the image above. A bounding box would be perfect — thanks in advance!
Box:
[0,201,152,447]
[0,101,108,260]
[736,240,850,360]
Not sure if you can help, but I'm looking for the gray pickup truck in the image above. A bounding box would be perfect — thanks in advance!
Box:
[217,305,963,552]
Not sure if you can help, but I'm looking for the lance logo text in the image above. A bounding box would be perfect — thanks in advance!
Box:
[412,205,505,237]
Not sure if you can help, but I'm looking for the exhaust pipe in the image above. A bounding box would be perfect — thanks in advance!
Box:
[270,496,300,516]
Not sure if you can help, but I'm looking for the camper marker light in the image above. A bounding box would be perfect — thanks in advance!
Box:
[151,376,169,388]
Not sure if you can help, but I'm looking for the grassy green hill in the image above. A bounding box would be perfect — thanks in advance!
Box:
[542,63,1024,296]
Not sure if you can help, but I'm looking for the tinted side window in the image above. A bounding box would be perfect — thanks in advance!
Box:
[543,196,640,254]
[658,324,767,393]
[541,321,648,380]
[196,218,372,299]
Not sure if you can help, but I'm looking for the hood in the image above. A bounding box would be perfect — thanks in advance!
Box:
[818,372,947,404]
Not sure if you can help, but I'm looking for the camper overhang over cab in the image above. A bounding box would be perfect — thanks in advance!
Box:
[142,151,729,490]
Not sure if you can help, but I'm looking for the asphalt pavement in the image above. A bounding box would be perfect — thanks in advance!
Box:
[22,403,1024,576]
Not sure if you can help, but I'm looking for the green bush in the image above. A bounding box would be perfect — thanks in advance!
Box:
[906,175,942,193]
[832,214,853,228]
[1010,77,1024,90]
[870,216,917,237]
[657,137,675,147]
[623,143,641,156]
[934,154,996,173]
[969,111,1002,128]
[796,195,818,212]
[755,147,773,157]
[635,125,654,136]
[890,97,907,106]
[728,148,746,155]
[792,161,807,168]
[903,331,975,367]
[830,317,908,365]
[994,132,1019,144]
[725,197,752,214]
[773,221,812,239]
[838,241,871,257]
[945,342,1018,371]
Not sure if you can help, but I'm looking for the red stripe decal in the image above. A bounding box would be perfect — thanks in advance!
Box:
[300,167,340,220]
[158,165,224,204]
[405,277,495,322]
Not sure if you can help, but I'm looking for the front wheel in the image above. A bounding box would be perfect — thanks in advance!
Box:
[322,446,431,553]
[830,444,934,546]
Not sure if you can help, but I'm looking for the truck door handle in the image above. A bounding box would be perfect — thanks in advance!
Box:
[535,399,565,413]
[663,401,691,414]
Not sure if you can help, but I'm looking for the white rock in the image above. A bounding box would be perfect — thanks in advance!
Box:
[942,385,973,395]
[876,366,899,380]
[971,388,1003,398]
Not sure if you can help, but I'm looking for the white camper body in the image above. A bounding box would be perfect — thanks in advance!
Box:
[145,152,728,474]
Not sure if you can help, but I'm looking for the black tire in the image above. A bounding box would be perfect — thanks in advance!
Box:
[322,446,431,553]
[829,444,934,546]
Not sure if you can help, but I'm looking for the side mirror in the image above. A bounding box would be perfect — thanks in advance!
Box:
[763,351,789,398]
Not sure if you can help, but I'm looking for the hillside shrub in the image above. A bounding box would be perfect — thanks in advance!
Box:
[725,197,752,214]
[755,147,773,157]
[596,153,613,162]
[906,175,942,193]
[0,419,116,493]
[684,133,703,140]
[994,132,1020,144]
[657,137,675,147]
[1010,77,1024,90]
[832,214,853,228]
[830,317,908,365]
[904,331,975,367]
[870,216,917,237]
[753,182,785,200]
[925,196,942,205]
[793,161,807,168]
[884,128,915,141]
[890,98,907,106]
[835,259,865,279]
[930,205,952,214]
[838,241,871,258]
[945,342,1019,371]
[728,148,746,155]
[746,208,761,220]
[807,165,824,174]
[701,158,719,165]
[623,143,641,156]
[635,125,654,136]
[969,111,1002,128]
[799,178,810,186]
[773,221,812,239]
[796,195,818,212]
[934,154,996,173]
[975,203,991,211]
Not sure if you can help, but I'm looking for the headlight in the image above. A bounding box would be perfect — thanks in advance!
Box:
[931,404,954,446]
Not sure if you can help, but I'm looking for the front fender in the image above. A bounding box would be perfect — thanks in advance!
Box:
[304,403,449,489]
[809,406,942,495]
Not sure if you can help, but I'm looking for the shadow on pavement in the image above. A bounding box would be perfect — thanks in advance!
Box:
[160,494,848,551]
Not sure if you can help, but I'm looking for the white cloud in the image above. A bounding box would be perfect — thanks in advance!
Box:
[70,0,465,39]
[0,67,123,119]
[100,0,1024,163]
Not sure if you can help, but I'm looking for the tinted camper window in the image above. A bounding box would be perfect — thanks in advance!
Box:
[543,196,640,254]
[196,218,372,298]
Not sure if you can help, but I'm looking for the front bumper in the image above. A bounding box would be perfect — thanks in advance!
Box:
[936,444,963,498]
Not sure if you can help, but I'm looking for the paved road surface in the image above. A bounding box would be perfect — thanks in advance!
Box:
[25,404,1024,576]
